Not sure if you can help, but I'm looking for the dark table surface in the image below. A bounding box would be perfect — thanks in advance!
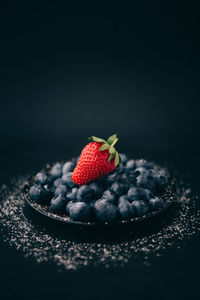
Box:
[0,137,200,300]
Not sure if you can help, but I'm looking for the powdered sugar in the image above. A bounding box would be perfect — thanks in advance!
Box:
[0,175,199,270]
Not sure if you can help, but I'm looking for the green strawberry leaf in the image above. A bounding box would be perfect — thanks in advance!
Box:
[109,145,115,154]
[107,134,117,145]
[88,134,120,167]
[88,136,106,144]
[115,152,120,166]
[108,152,115,161]
[99,143,109,151]
[111,137,118,147]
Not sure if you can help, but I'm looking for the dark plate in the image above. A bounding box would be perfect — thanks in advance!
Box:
[24,163,176,227]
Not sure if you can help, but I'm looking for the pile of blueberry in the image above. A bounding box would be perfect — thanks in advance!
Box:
[29,154,169,223]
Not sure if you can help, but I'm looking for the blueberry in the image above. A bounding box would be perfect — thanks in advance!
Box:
[66,187,78,201]
[69,202,91,221]
[62,161,75,174]
[120,173,133,187]
[124,172,136,186]
[125,159,135,171]
[77,185,94,202]
[137,174,156,192]
[135,159,154,169]
[35,172,49,185]
[118,195,129,203]
[49,163,63,178]
[29,184,53,204]
[53,178,63,188]
[119,153,128,165]
[149,171,168,189]
[118,196,135,220]
[122,182,131,194]
[94,199,118,223]
[106,172,119,185]
[66,200,74,214]
[149,197,164,210]
[143,189,154,202]
[76,156,80,163]
[133,167,147,178]
[127,187,147,201]
[102,190,116,203]
[50,195,67,212]
[120,173,129,181]
[110,182,124,196]
[62,172,76,188]
[132,200,149,216]
[119,177,131,193]
[115,166,125,175]
[54,184,68,196]
[89,182,103,199]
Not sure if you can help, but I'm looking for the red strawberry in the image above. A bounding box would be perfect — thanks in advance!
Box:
[72,134,121,185]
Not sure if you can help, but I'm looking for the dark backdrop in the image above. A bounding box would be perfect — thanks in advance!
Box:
[0,1,199,142]
[0,1,200,300]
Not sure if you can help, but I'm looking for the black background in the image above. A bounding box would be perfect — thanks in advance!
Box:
[0,1,200,299]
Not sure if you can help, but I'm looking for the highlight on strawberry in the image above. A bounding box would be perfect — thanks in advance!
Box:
[72,134,121,185]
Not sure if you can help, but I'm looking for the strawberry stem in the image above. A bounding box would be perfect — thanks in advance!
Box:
[110,137,118,147]
[88,134,121,167]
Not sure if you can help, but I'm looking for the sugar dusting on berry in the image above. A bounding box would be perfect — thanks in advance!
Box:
[0,175,199,271]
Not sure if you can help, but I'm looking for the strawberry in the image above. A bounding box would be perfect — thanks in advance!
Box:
[72,134,121,185]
